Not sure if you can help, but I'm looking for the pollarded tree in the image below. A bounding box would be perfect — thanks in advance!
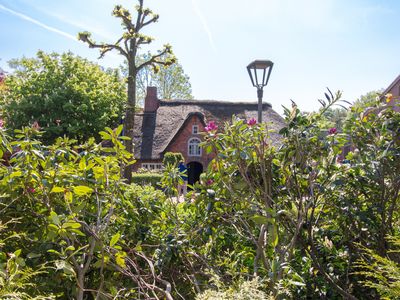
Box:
[136,53,193,104]
[78,0,176,182]
[0,51,126,144]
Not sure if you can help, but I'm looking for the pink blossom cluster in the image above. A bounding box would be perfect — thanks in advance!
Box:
[328,127,337,135]
[247,118,257,126]
[205,121,218,132]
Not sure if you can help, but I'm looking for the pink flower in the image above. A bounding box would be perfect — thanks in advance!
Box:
[247,118,257,126]
[205,121,218,132]
[206,179,214,186]
[0,119,4,128]
[27,187,35,193]
[328,127,337,135]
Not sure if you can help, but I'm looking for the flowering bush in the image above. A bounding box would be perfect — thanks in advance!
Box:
[197,88,400,299]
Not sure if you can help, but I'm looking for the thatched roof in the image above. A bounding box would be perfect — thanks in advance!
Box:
[382,74,400,97]
[133,99,285,160]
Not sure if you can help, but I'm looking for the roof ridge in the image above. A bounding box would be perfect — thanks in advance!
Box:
[382,74,400,96]
[159,99,272,107]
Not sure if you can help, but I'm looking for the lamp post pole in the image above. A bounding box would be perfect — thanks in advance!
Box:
[257,88,263,123]
[247,60,273,124]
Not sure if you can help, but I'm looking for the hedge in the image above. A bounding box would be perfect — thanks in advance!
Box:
[132,173,163,187]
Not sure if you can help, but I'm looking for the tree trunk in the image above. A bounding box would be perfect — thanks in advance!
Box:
[76,272,85,300]
[123,59,137,183]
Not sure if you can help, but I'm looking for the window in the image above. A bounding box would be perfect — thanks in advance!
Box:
[188,138,201,156]
[192,125,199,134]
[141,163,163,170]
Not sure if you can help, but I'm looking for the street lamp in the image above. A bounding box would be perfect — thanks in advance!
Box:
[247,60,273,123]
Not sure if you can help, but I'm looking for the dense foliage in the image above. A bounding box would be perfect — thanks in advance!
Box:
[0,91,399,299]
[0,51,126,144]
[135,53,193,104]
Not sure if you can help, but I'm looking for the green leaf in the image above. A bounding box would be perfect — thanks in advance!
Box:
[251,215,269,225]
[119,136,130,140]
[70,229,85,236]
[51,186,65,193]
[62,222,81,229]
[270,224,279,248]
[110,233,121,247]
[73,185,93,196]
[32,149,45,160]
[64,190,73,203]
[55,260,76,276]
[27,252,41,259]
[115,251,127,268]
[79,158,86,170]
[47,224,59,231]
[49,211,60,225]
[47,249,62,256]
[10,171,22,178]
[65,246,75,252]
[99,131,111,140]
[115,124,123,136]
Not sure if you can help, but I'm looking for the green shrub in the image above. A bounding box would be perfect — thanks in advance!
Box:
[0,51,126,144]
[132,172,163,187]
[0,125,176,299]
[162,152,184,166]
[196,279,271,300]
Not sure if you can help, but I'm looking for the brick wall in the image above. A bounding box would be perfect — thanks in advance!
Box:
[133,115,217,172]
[386,78,400,112]
[144,86,159,113]
[165,115,215,169]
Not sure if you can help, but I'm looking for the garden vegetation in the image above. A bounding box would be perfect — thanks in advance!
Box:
[0,89,399,299]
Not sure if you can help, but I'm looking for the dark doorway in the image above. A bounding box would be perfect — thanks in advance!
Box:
[187,161,203,186]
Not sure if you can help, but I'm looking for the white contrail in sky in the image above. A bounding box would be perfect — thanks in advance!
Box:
[191,0,217,53]
[0,4,77,42]
[37,9,114,41]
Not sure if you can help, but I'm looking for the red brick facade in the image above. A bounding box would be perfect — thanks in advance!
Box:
[144,87,159,113]
[164,114,214,169]
[383,74,400,112]
[133,114,215,174]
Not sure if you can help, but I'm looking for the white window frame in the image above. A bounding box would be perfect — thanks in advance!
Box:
[188,137,202,157]
[141,163,163,170]
[192,125,199,134]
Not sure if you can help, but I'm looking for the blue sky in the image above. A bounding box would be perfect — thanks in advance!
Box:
[1,0,399,114]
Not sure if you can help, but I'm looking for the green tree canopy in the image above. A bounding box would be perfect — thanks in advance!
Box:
[353,89,384,109]
[0,51,126,143]
[135,53,193,104]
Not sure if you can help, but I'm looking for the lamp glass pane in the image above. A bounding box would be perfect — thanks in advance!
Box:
[254,68,267,86]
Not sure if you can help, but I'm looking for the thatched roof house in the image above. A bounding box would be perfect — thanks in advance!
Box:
[133,87,285,183]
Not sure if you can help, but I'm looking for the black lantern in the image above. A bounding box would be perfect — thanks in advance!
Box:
[247,60,273,123]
